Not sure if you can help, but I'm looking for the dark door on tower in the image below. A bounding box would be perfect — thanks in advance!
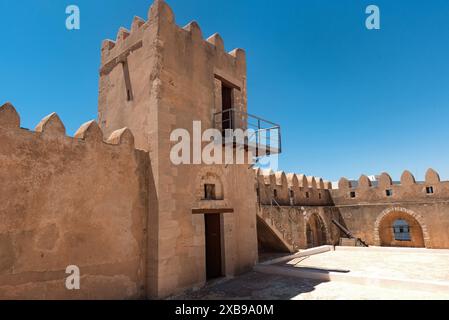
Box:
[205,214,223,280]
[221,84,234,132]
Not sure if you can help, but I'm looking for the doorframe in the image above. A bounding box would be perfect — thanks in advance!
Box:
[204,213,225,280]
[192,210,235,282]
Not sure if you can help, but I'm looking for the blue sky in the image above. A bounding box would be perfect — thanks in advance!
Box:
[1,0,449,181]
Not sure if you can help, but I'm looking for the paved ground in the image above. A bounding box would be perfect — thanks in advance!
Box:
[171,271,449,300]
[282,248,449,282]
[172,248,449,300]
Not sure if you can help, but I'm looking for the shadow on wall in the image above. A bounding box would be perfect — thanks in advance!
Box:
[257,217,292,255]
[377,210,425,248]
[305,213,328,249]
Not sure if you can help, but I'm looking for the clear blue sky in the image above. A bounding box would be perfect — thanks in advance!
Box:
[1,0,449,182]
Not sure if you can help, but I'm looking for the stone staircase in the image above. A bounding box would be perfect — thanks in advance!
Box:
[257,202,297,253]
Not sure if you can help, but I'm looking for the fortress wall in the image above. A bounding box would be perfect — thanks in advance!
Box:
[153,2,257,297]
[332,170,449,205]
[336,202,449,249]
[0,104,151,299]
[256,169,334,207]
[98,1,258,298]
[331,170,449,249]
[255,169,338,251]
[257,205,341,251]
[98,8,160,164]
[257,168,449,250]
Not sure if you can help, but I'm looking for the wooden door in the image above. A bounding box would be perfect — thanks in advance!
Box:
[205,214,222,280]
[221,85,233,131]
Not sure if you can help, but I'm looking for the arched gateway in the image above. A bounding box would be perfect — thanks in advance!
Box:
[305,213,328,248]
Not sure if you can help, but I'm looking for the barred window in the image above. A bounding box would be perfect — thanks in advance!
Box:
[393,219,411,241]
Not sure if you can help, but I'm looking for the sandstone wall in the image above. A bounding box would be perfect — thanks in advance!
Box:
[97,1,258,298]
[258,205,341,251]
[255,168,449,251]
[255,169,339,251]
[154,2,257,297]
[0,103,151,299]
[256,169,334,207]
[331,170,449,249]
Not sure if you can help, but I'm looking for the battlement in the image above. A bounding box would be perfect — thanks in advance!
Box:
[98,0,250,155]
[0,102,151,300]
[100,0,245,72]
[332,169,449,205]
[0,102,138,151]
[255,168,333,207]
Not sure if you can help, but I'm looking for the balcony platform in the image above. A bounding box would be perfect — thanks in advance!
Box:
[214,108,282,157]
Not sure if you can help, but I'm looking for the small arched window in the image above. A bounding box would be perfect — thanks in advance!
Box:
[204,184,216,200]
[393,219,411,241]
[199,171,224,201]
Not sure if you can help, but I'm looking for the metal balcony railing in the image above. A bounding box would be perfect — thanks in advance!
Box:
[213,108,282,156]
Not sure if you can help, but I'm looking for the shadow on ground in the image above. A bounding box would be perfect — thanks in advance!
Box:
[168,271,328,300]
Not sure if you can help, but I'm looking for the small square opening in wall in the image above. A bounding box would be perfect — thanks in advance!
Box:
[318,193,322,199]
[305,192,310,198]
[289,189,294,199]
[350,191,356,198]
[386,189,393,197]
[426,186,434,194]
[204,184,216,200]
[273,189,278,199]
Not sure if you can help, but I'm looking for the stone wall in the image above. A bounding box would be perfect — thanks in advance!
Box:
[256,169,334,207]
[97,0,258,298]
[0,103,151,299]
[256,168,449,251]
[257,205,341,251]
[255,169,339,251]
[331,170,449,249]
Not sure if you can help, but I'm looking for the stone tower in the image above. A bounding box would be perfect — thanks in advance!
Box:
[98,0,259,298]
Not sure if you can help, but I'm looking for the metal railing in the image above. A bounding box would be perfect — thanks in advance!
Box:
[213,108,282,156]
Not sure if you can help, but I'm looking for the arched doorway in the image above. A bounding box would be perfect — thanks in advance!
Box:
[376,208,426,248]
[306,213,327,248]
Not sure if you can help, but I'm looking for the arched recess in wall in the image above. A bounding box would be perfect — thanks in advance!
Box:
[195,167,226,201]
[304,211,329,249]
[374,207,431,248]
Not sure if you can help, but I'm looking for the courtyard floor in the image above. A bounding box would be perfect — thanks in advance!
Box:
[172,247,449,300]
[172,271,449,300]
[281,247,449,282]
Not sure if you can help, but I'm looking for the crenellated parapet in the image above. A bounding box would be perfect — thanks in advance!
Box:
[100,0,245,75]
[98,0,248,150]
[332,169,449,205]
[0,102,151,300]
[255,166,449,207]
[0,102,140,152]
[255,169,333,207]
